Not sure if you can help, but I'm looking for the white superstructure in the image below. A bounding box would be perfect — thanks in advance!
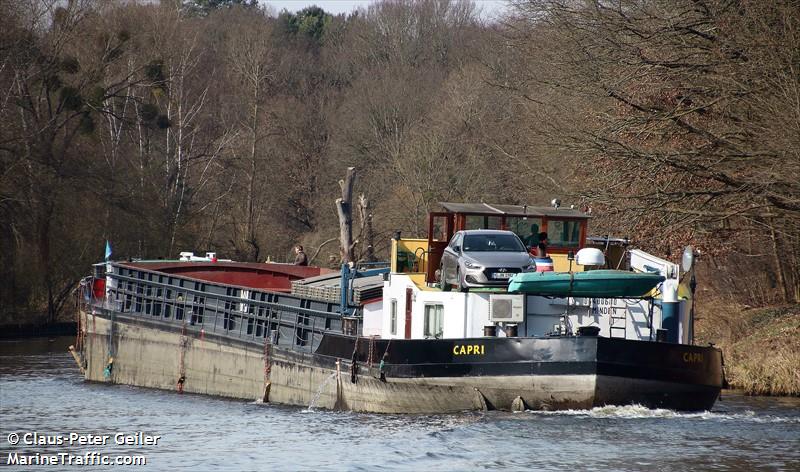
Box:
[375,248,693,344]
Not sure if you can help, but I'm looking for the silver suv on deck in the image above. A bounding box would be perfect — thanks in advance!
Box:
[439,230,535,292]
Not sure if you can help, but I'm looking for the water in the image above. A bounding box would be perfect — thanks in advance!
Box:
[2,337,799,471]
[307,373,338,411]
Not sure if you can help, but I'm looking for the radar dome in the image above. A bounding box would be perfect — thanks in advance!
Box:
[576,248,605,266]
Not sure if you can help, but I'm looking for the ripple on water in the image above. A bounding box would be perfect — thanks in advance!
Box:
[2,339,799,471]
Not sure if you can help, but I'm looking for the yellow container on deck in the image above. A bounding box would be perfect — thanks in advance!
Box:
[391,239,429,274]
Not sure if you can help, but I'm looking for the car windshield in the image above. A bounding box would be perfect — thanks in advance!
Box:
[462,234,526,252]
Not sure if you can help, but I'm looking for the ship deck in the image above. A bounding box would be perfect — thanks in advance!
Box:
[119,261,332,292]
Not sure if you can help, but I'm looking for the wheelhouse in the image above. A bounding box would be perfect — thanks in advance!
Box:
[400,202,591,284]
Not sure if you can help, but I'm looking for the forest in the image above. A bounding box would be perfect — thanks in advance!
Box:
[1,0,798,343]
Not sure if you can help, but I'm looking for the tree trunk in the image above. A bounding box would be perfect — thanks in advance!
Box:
[336,167,355,264]
[768,219,790,303]
[358,194,375,262]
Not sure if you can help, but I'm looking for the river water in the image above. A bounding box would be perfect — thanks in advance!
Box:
[1,337,798,471]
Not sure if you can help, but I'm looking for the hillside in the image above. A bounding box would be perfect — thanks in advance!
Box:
[697,304,800,397]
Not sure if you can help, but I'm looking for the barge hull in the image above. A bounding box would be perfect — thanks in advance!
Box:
[79,309,722,413]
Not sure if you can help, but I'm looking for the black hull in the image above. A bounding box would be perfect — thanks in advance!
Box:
[312,334,724,411]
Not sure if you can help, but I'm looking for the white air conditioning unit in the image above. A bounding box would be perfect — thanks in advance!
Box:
[489,294,524,323]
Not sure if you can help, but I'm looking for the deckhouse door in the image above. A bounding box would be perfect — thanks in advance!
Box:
[404,287,413,339]
[425,212,455,284]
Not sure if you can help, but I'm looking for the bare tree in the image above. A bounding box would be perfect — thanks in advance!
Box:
[222,8,275,261]
[502,0,800,302]
[336,167,356,264]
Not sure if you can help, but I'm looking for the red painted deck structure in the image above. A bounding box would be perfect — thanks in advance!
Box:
[121,261,333,292]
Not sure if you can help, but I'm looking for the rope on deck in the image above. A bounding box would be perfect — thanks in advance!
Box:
[176,323,188,393]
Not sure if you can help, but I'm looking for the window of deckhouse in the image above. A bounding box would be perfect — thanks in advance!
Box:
[424,304,444,339]
[506,217,543,249]
[390,299,398,335]
[548,219,582,247]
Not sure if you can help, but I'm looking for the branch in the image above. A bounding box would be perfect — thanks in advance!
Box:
[308,238,338,265]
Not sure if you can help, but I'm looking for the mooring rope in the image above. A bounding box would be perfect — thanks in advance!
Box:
[378,338,393,382]
[74,299,83,352]
[350,336,360,362]
[367,336,376,368]
[263,337,272,382]
[176,323,188,393]
[349,336,360,383]
[104,300,115,381]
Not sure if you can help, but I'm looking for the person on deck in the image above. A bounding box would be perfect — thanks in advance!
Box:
[536,232,549,258]
[533,232,554,272]
[523,223,540,250]
[293,245,308,266]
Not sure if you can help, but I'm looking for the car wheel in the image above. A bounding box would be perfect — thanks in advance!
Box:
[439,264,451,291]
[457,268,468,293]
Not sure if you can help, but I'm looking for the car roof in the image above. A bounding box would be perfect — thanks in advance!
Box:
[459,229,518,236]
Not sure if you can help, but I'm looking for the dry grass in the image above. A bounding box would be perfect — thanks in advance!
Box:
[696,302,800,396]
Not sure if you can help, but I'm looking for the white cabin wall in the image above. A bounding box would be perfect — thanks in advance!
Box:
[466,294,491,338]
[383,275,666,342]
[412,291,468,339]
[526,296,658,341]
[381,274,497,340]
[381,277,407,340]
[525,295,562,337]
[380,274,467,340]
[362,301,383,336]
[416,291,503,339]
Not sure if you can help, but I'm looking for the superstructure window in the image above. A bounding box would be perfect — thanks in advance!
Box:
[424,304,444,339]
[390,299,398,335]
[548,219,581,247]
[465,215,483,230]
[507,217,543,249]
[465,215,502,230]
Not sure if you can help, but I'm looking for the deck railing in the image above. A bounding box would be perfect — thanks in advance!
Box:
[85,263,351,353]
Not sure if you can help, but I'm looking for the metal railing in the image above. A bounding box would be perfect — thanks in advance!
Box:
[87,263,353,353]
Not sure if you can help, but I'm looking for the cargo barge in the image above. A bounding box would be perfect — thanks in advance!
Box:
[75,203,724,412]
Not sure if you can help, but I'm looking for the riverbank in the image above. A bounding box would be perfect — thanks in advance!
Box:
[696,303,800,397]
[0,322,77,340]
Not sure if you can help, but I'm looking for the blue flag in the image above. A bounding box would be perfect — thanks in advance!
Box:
[105,240,112,261]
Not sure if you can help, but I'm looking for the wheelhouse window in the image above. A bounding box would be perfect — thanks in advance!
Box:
[429,214,450,241]
[548,219,582,248]
[424,304,444,339]
[486,216,502,230]
[465,215,502,230]
[507,217,543,249]
[465,215,483,230]
[390,299,398,336]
